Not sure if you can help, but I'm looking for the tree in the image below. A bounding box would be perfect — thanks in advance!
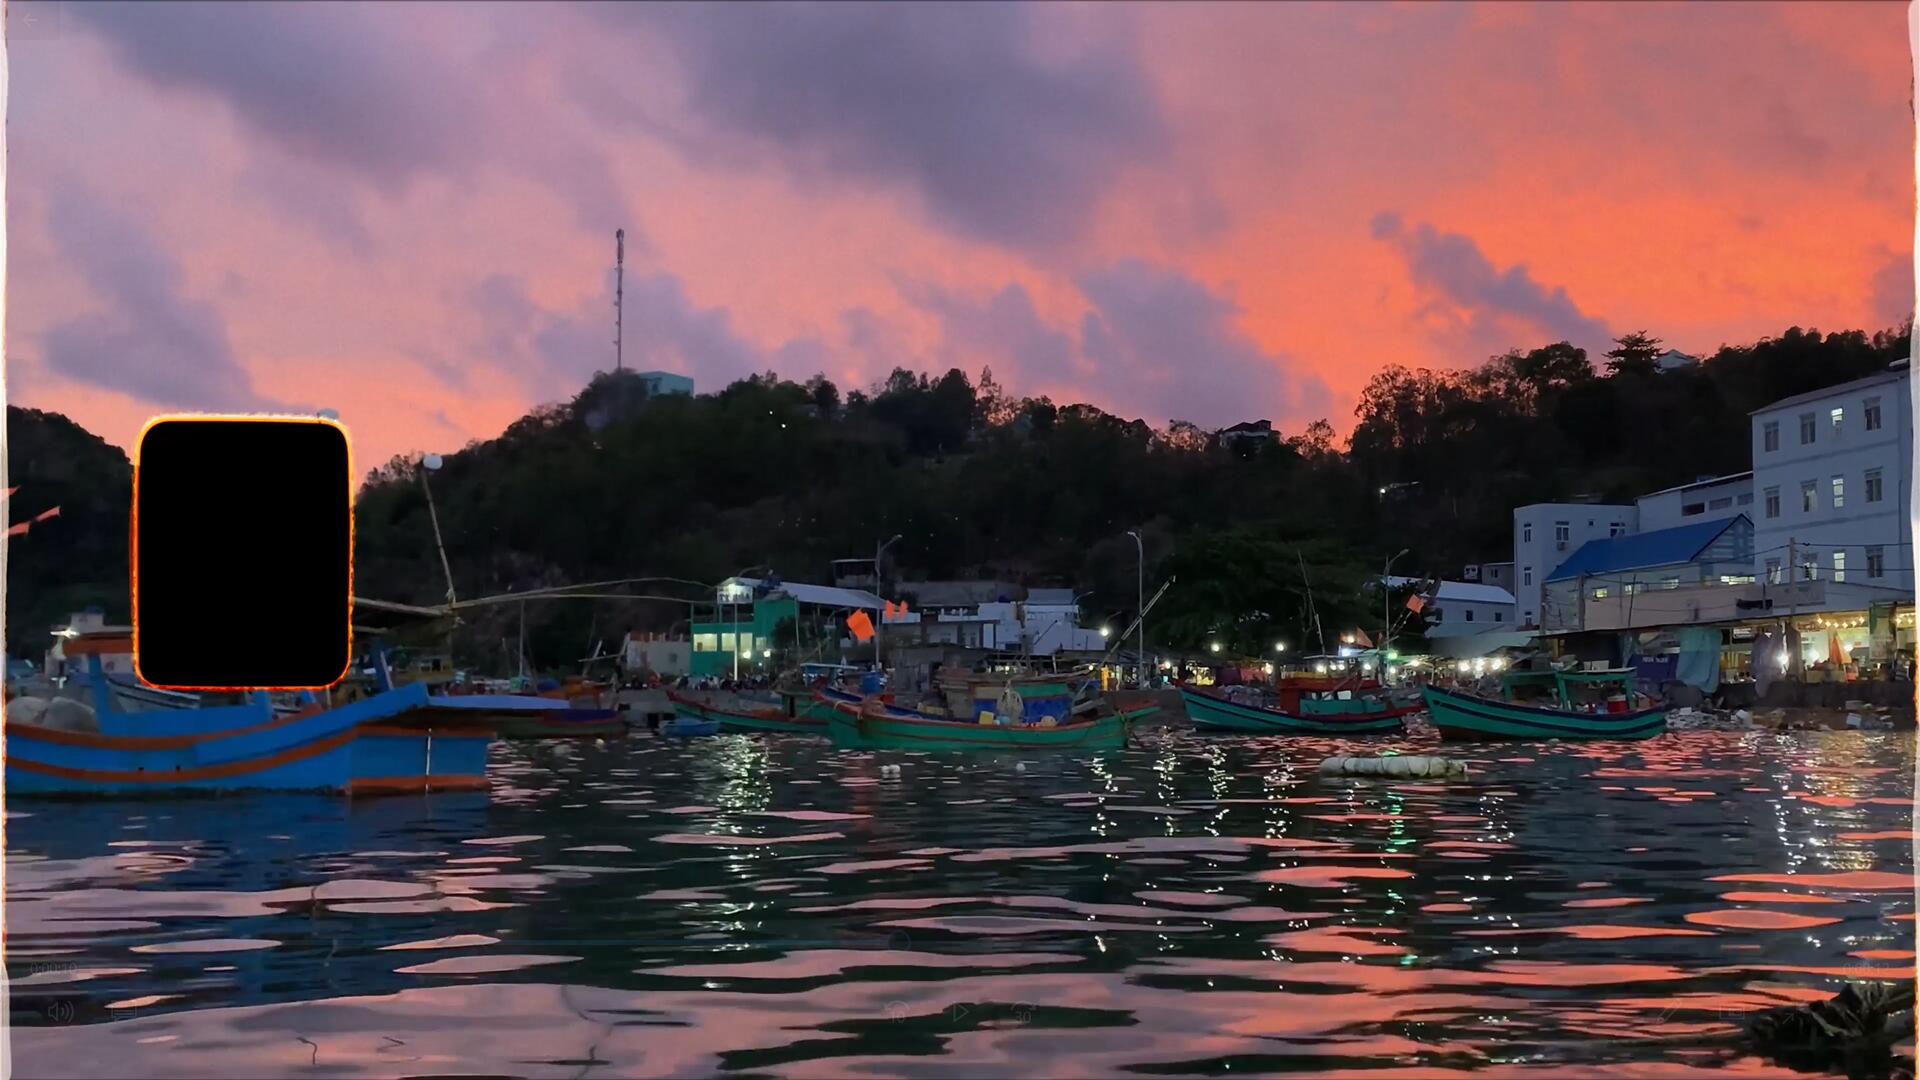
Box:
[1604,331,1664,377]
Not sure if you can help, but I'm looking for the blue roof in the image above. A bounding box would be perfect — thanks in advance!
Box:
[1546,516,1748,582]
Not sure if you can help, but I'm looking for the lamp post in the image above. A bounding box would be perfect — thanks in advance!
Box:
[1126,530,1145,687]
[874,534,902,673]
[1382,548,1409,655]
[418,453,457,667]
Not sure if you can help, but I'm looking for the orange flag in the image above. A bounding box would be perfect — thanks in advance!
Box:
[4,487,15,497]
[1405,594,1425,614]
[6,522,28,537]
[1351,628,1373,648]
[846,610,875,642]
[33,506,59,523]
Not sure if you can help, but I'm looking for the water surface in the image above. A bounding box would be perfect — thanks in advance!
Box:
[8,729,1914,1077]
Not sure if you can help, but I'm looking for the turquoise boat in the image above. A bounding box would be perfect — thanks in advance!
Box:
[1422,669,1667,741]
[823,694,1154,751]
[667,689,826,735]
[1179,685,1414,735]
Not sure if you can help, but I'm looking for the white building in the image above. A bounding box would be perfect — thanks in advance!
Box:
[1749,362,1912,604]
[634,371,694,397]
[1634,471,1754,533]
[1386,576,1516,638]
[976,588,1106,655]
[1463,561,1514,594]
[1511,502,1637,629]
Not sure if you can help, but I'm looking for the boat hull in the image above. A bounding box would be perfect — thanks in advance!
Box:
[1180,687,1409,735]
[824,699,1151,751]
[425,693,625,739]
[1421,685,1667,741]
[668,691,826,735]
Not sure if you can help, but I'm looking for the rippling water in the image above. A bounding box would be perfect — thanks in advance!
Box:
[7,729,1915,1078]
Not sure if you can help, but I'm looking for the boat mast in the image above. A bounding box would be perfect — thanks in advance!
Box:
[613,228,625,373]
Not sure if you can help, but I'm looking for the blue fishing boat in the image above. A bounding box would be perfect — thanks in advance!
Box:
[5,631,496,797]
[661,715,720,737]
[1422,669,1667,741]
[1179,684,1414,735]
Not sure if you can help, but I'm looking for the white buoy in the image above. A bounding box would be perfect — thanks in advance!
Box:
[1318,754,1468,780]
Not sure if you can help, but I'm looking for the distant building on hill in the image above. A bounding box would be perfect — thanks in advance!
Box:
[1216,420,1274,446]
[634,371,693,397]
[1654,349,1700,373]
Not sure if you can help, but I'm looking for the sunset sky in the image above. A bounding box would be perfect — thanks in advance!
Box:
[8,1,1913,477]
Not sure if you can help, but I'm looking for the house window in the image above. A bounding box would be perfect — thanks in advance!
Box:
[1865,396,1882,431]
[1682,502,1705,517]
[1800,479,1816,513]
[1799,412,1816,444]
[1720,574,1756,585]
[1609,521,1626,536]
[1465,609,1475,622]
[1832,551,1846,583]
[1800,556,1818,581]
[1866,468,1883,503]
[1830,406,1844,433]
[1708,497,1732,510]
[1592,587,1609,600]
[1867,545,1885,579]
[1660,577,1680,590]
[1522,522,1533,543]
[1736,493,1753,506]
[1763,487,1780,518]
[1831,475,1844,509]
[1763,421,1780,452]
[1521,566,1533,586]
[693,633,718,652]
[1764,558,1782,584]
[1494,611,1505,622]
[1554,521,1570,547]
[1623,582,1641,595]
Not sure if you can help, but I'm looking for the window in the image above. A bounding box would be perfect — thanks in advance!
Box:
[1465,609,1475,622]
[1831,475,1844,509]
[1554,521,1570,547]
[1764,558,1782,584]
[1800,556,1818,581]
[1660,577,1680,590]
[1521,565,1533,586]
[1622,582,1641,595]
[1736,493,1752,506]
[1832,551,1846,583]
[1719,574,1756,585]
[1763,421,1780,452]
[693,633,719,652]
[1830,406,1844,433]
[1799,412,1816,444]
[1763,487,1780,518]
[1522,522,1533,543]
[1609,520,1626,536]
[1494,611,1505,622]
[1866,468,1883,503]
[1708,497,1731,510]
[1592,587,1609,600]
[1682,502,1705,517]
[1867,545,1886,579]
[1801,479,1816,513]
[1865,396,1882,431]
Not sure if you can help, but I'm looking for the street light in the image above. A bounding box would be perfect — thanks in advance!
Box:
[1274,641,1286,653]
[1126,530,1146,687]
[726,563,771,680]
[1209,642,1222,653]
[874,534,903,673]
[1099,626,1111,638]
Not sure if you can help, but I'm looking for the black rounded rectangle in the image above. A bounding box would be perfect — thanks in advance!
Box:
[134,417,352,689]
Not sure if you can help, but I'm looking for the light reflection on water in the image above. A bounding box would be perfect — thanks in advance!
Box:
[6,728,1914,1078]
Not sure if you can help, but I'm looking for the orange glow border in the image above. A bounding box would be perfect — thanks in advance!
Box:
[131,413,355,692]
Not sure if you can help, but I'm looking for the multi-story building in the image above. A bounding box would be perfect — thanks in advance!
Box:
[1634,471,1754,532]
[634,371,694,397]
[1748,362,1912,604]
[1540,516,1755,633]
[1462,561,1515,594]
[1511,502,1637,628]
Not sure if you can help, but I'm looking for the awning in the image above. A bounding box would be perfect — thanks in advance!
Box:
[1424,630,1538,660]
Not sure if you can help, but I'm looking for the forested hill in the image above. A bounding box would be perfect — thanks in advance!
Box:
[7,323,1909,668]
[6,407,135,650]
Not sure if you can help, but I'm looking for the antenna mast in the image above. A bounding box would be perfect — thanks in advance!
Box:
[613,228,625,373]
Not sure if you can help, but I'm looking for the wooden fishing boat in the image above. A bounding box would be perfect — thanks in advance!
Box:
[6,631,495,796]
[1179,684,1414,735]
[1422,669,1667,741]
[422,693,626,739]
[822,693,1155,751]
[667,689,826,735]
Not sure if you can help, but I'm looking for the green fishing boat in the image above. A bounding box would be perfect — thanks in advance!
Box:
[667,690,826,735]
[1180,684,1414,735]
[823,695,1153,751]
[1422,669,1667,741]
